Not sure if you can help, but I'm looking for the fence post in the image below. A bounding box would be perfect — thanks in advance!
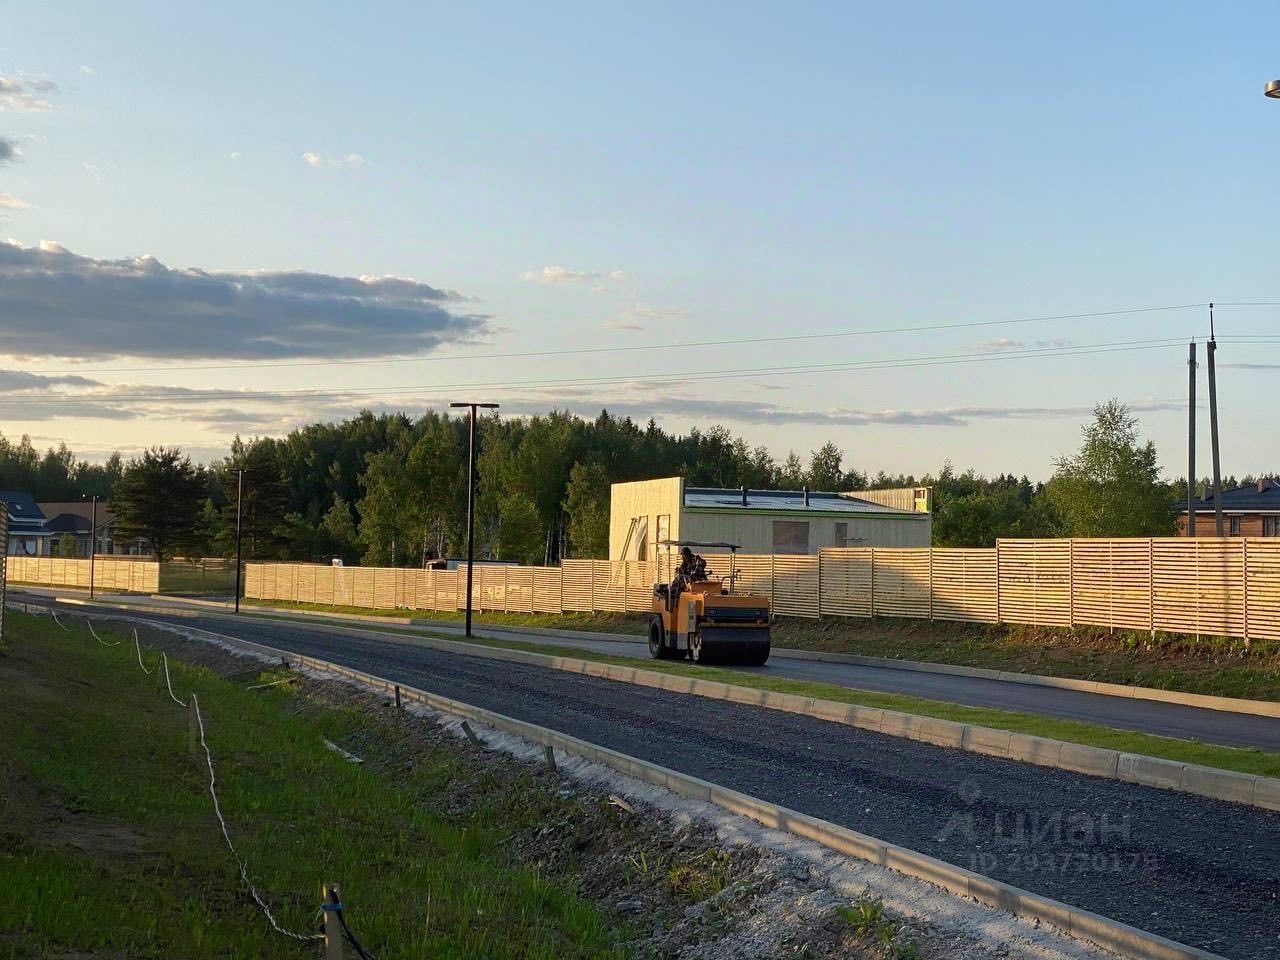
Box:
[994,541,1002,625]
[869,548,875,619]
[1150,540,1166,635]
[816,551,822,619]
[1067,539,1074,629]
[927,547,934,621]
[1242,538,1250,646]
[322,883,344,960]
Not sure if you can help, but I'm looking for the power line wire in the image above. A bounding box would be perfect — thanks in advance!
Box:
[22,301,1280,376]
[1,335,1248,407]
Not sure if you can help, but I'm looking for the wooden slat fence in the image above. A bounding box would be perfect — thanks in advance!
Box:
[244,537,1279,642]
[8,556,160,593]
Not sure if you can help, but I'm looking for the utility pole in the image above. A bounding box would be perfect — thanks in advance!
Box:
[1187,341,1197,537]
[1206,304,1224,536]
[87,494,98,599]
[234,469,244,613]
[449,402,499,637]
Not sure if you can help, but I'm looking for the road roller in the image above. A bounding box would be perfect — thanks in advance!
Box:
[648,540,771,666]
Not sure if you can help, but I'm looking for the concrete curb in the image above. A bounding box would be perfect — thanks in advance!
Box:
[166,597,1280,721]
[87,608,1224,960]
[38,593,1280,812]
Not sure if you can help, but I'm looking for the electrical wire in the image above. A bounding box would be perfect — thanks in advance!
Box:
[88,621,122,646]
[133,627,154,674]
[161,652,187,707]
[192,692,322,943]
[5,334,1264,407]
[21,300,1280,378]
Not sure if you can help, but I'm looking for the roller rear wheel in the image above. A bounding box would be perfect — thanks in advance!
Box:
[648,617,673,659]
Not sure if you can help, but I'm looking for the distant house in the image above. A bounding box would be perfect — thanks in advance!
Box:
[609,477,932,559]
[1,492,51,556]
[1176,479,1280,537]
[38,501,122,557]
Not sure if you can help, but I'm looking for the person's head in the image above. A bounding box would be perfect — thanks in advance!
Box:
[680,546,693,562]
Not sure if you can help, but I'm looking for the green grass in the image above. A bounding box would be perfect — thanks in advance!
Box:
[241,597,642,633]
[0,612,625,960]
[158,563,237,596]
[242,596,1280,703]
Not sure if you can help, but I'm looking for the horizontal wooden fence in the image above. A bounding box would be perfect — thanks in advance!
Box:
[245,537,1280,643]
[7,556,160,594]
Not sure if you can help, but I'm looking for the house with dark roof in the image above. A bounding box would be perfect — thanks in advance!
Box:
[38,501,121,557]
[0,492,51,556]
[1176,479,1280,537]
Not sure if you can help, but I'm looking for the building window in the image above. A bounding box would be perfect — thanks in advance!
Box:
[1229,516,1241,536]
[834,522,848,547]
[1264,517,1280,537]
[772,520,809,554]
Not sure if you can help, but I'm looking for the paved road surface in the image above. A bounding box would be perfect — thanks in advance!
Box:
[32,598,1280,960]
[19,589,1280,750]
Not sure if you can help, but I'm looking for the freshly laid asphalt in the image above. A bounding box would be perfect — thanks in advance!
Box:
[412,618,1280,752]
[35,599,1280,959]
[24,589,1280,752]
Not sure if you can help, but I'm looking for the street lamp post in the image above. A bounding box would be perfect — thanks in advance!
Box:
[87,494,98,600]
[449,401,499,638]
[234,468,244,613]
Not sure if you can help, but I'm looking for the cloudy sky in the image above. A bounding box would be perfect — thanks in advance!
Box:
[2,2,1279,477]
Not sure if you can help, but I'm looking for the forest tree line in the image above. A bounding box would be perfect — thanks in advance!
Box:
[2,401,1268,563]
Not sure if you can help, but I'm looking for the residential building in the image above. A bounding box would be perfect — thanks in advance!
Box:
[1176,479,1280,537]
[609,477,932,560]
[1,492,51,556]
[39,501,122,557]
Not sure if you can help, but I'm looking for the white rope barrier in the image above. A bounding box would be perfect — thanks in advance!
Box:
[161,653,187,707]
[88,621,123,647]
[132,628,154,674]
[191,692,321,943]
[51,611,71,632]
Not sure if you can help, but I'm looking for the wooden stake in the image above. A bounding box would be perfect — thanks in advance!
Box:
[543,743,557,773]
[460,720,486,749]
[394,685,402,711]
[322,883,344,960]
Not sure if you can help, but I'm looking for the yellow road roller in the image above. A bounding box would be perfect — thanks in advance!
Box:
[648,540,771,666]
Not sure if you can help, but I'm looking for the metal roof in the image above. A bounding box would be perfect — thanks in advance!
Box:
[1181,479,1280,514]
[0,491,46,523]
[683,487,917,515]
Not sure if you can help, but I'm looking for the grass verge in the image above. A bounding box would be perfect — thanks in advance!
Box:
[0,612,624,960]
[242,597,1280,703]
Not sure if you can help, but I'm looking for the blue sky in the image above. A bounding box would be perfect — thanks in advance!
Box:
[2,2,1278,478]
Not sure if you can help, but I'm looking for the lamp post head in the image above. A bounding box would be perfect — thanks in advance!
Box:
[1267,79,1280,99]
[449,401,500,410]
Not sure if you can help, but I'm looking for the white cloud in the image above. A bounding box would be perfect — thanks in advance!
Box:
[971,337,1071,353]
[0,239,487,361]
[0,74,58,112]
[523,265,625,286]
[629,304,691,322]
[302,151,365,168]
[0,192,30,209]
[229,151,242,161]
[79,65,95,76]
[82,161,102,180]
